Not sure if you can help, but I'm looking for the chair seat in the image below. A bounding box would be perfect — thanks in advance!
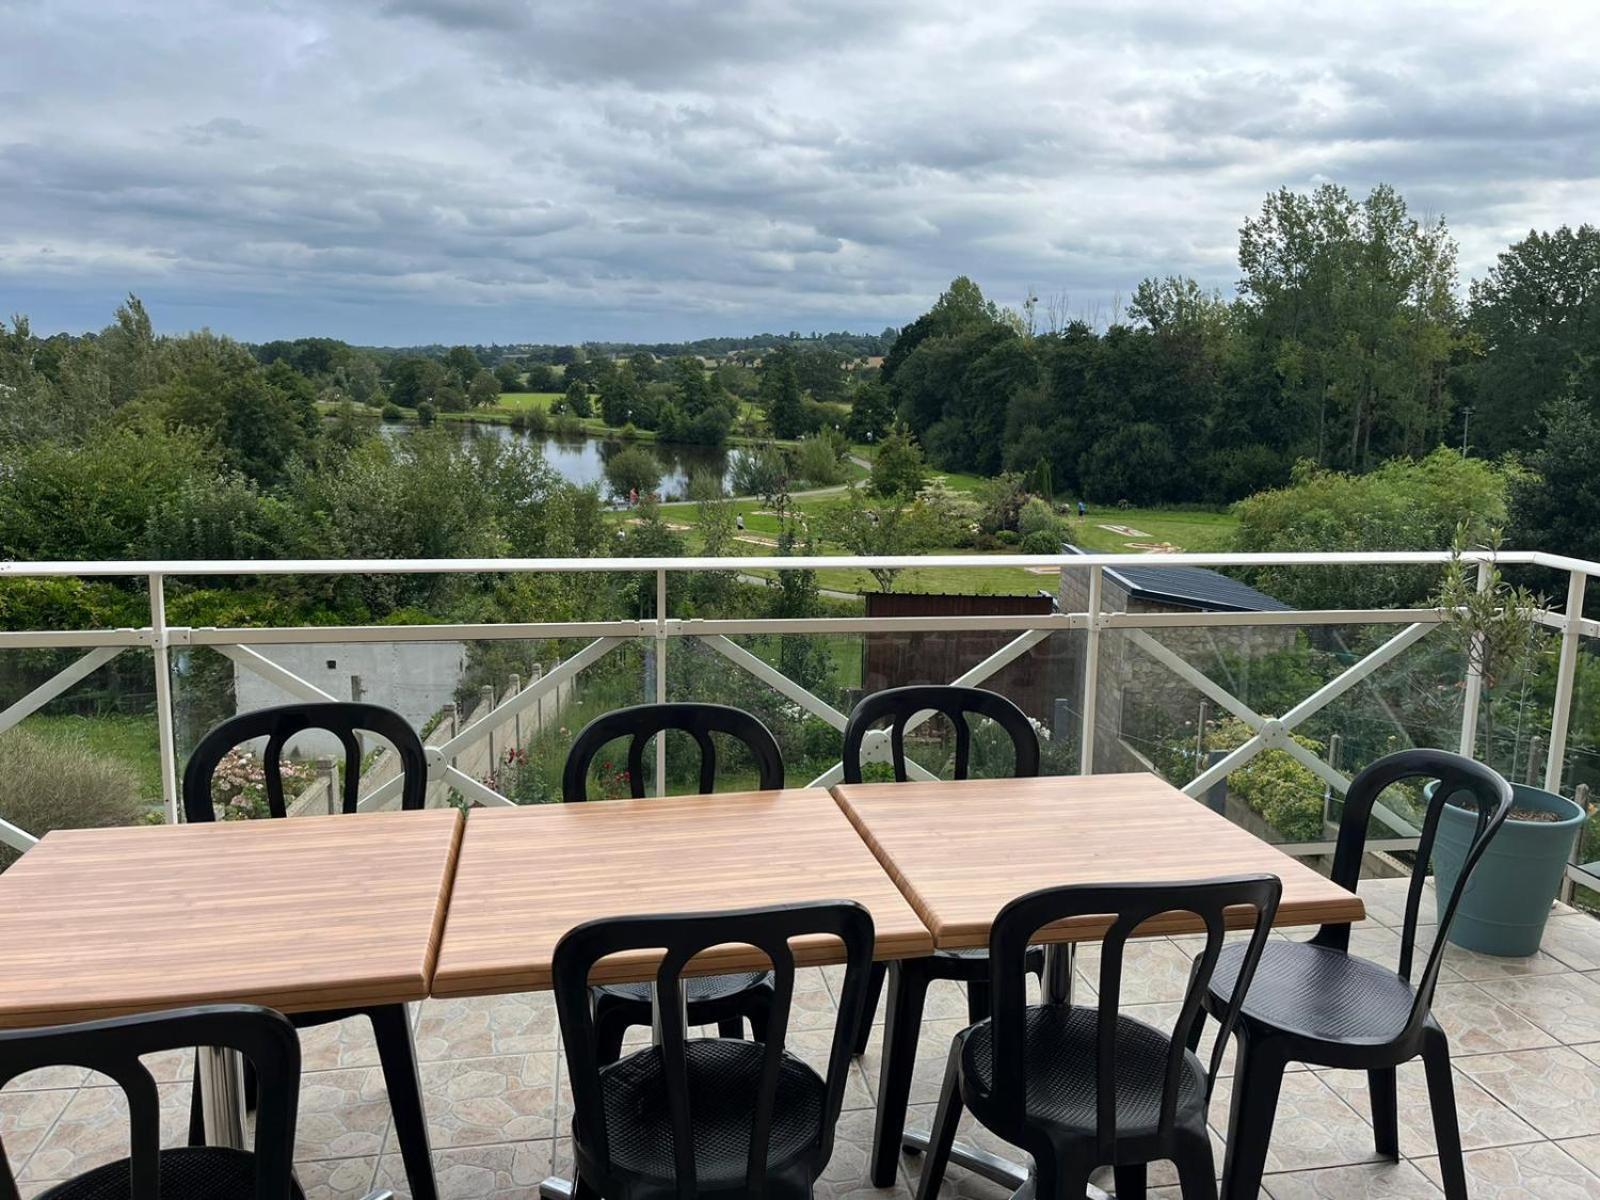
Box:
[959,1006,1207,1140]
[596,971,771,1007]
[584,1040,826,1194]
[1208,940,1417,1044]
[36,1147,306,1200]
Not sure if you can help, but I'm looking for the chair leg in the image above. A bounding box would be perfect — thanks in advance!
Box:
[1218,1032,1285,1200]
[370,1005,438,1200]
[1369,1066,1399,1159]
[1421,1026,1468,1200]
[741,982,773,1044]
[870,957,929,1188]
[1032,1151,1091,1200]
[966,978,990,1025]
[854,962,886,1056]
[1185,1008,1206,1053]
[1112,1163,1148,1199]
[716,1017,743,1039]
[912,1041,964,1200]
[187,1070,206,1147]
[1173,1133,1218,1200]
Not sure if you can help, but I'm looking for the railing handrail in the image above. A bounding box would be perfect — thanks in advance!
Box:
[2,546,1596,578]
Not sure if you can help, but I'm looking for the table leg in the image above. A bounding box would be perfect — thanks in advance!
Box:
[1041,942,1076,1005]
[537,1179,573,1200]
[870,957,929,1187]
[197,1045,247,1149]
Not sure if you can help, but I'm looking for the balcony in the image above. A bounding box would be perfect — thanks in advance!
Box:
[4,549,1600,1198]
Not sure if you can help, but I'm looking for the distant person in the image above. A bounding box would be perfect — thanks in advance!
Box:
[736,513,746,531]
[1077,499,1087,519]
[628,487,638,507]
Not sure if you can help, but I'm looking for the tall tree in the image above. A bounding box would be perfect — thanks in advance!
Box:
[758,345,805,438]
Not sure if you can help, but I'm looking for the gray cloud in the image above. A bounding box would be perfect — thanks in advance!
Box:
[1,0,1597,342]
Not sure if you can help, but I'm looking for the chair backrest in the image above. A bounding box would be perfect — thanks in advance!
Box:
[841,685,1040,783]
[987,876,1281,1156]
[0,1005,299,1200]
[561,703,784,801]
[183,702,427,821]
[553,901,875,1200]
[1314,748,1514,1035]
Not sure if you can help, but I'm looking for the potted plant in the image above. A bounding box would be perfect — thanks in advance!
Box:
[1430,532,1586,956]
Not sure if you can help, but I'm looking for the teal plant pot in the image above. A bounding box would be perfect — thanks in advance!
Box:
[1431,783,1584,957]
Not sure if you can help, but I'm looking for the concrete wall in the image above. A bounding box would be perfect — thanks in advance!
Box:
[233,641,468,757]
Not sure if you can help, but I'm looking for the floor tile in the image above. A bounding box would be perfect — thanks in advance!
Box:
[296,1155,381,1200]
[297,1015,383,1071]
[374,1138,554,1200]
[20,1082,188,1182]
[1536,914,1600,972]
[1354,877,1434,929]
[1317,1061,1540,1156]
[1414,926,1568,982]
[817,1107,913,1200]
[1555,1132,1600,1175]
[1208,1071,1382,1174]
[1476,970,1600,1045]
[1074,939,1196,1004]
[295,1066,394,1161]
[0,1087,75,1175]
[1414,1139,1600,1197]
[1428,983,1557,1054]
[0,1068,88,1093]
[399,1052,560,1150]
[1261,1159,1444,1198]
[413,994,560,1060]
[900,1102,1026,1200]
[1455,1047,1600,1139]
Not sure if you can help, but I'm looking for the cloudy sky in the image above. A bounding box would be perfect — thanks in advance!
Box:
[2,1,1596,344]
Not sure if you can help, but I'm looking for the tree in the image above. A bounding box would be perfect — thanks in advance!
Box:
[443,345,482,388]
[599,363,642,427]
[493,362,522,391]
[103,294,160,409]
[468,368,501,408]
[758,345,805,438]
[387,356,448,408]
[1508,397,1600,567]
[794,347,846,401]
[524,362,558,391]
[846,381,893,443]
[604,445,661,501]
[815,483,941,591]
[1236,183,1461,469]
[1464,224,1600,455]
[564,380,592,418]
[868,423,928,499]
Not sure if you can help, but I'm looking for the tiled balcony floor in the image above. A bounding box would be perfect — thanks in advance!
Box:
[7,878,1600,1199]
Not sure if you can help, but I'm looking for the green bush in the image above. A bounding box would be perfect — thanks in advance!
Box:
[0,727,147,870]
[1020,529,1063,554]
[1017,497,1063,539]
[793,432,848,487]
[995,529,1020,546]
[605,445,662,501]
[415,400,436,426]
[380,402,404,422]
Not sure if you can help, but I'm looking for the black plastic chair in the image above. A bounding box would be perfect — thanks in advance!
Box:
[561,702,785,802]
[181,703,436,1200]
[563,702,786,1064]
[1194,749,1515,1200]
[841,685,1044,1186]
[0,1005,308,1200]
[553,901,875,1200]
[915,876,1282,1200]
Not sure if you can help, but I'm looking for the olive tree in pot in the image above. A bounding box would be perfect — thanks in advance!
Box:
[1431,535,1583,955]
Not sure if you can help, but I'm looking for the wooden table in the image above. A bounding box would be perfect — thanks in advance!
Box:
[832,773,1367,1188]
[0,809,463,1149]
[434,789,935,997]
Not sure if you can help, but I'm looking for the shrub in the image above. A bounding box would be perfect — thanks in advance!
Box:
[0,727,146,869]
[1021,529,1063,554]
[793,431,848,487]
[552,412,584,437]
[511,406,548,436]
[995,529,1020,546]
[729,445,791,498]
[1017,497,1063,539]
[415,400,437,426]
[618,421,640,441]
[381,402,404,422]
[205,748,313,820]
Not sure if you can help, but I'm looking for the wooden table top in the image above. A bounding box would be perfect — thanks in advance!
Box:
[433,789,936,996]
[832,774,1364,948]
[0,808,463,1028]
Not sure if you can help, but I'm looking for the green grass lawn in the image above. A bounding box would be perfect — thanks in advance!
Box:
[24,712,163,802]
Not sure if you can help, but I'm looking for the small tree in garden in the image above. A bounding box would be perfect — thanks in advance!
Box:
[1433,527,1543,763]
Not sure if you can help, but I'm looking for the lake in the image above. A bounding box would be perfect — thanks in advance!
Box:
[378,420,757,501]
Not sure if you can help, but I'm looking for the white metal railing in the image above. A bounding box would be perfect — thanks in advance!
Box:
[2,549,1597,885]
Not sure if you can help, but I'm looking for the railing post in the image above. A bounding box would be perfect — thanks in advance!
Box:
[655,568,668,797]
[1545,568,1587,795]
[1078,565,1103,775]
[148,573,181,824]
[1457,559,1491,757]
